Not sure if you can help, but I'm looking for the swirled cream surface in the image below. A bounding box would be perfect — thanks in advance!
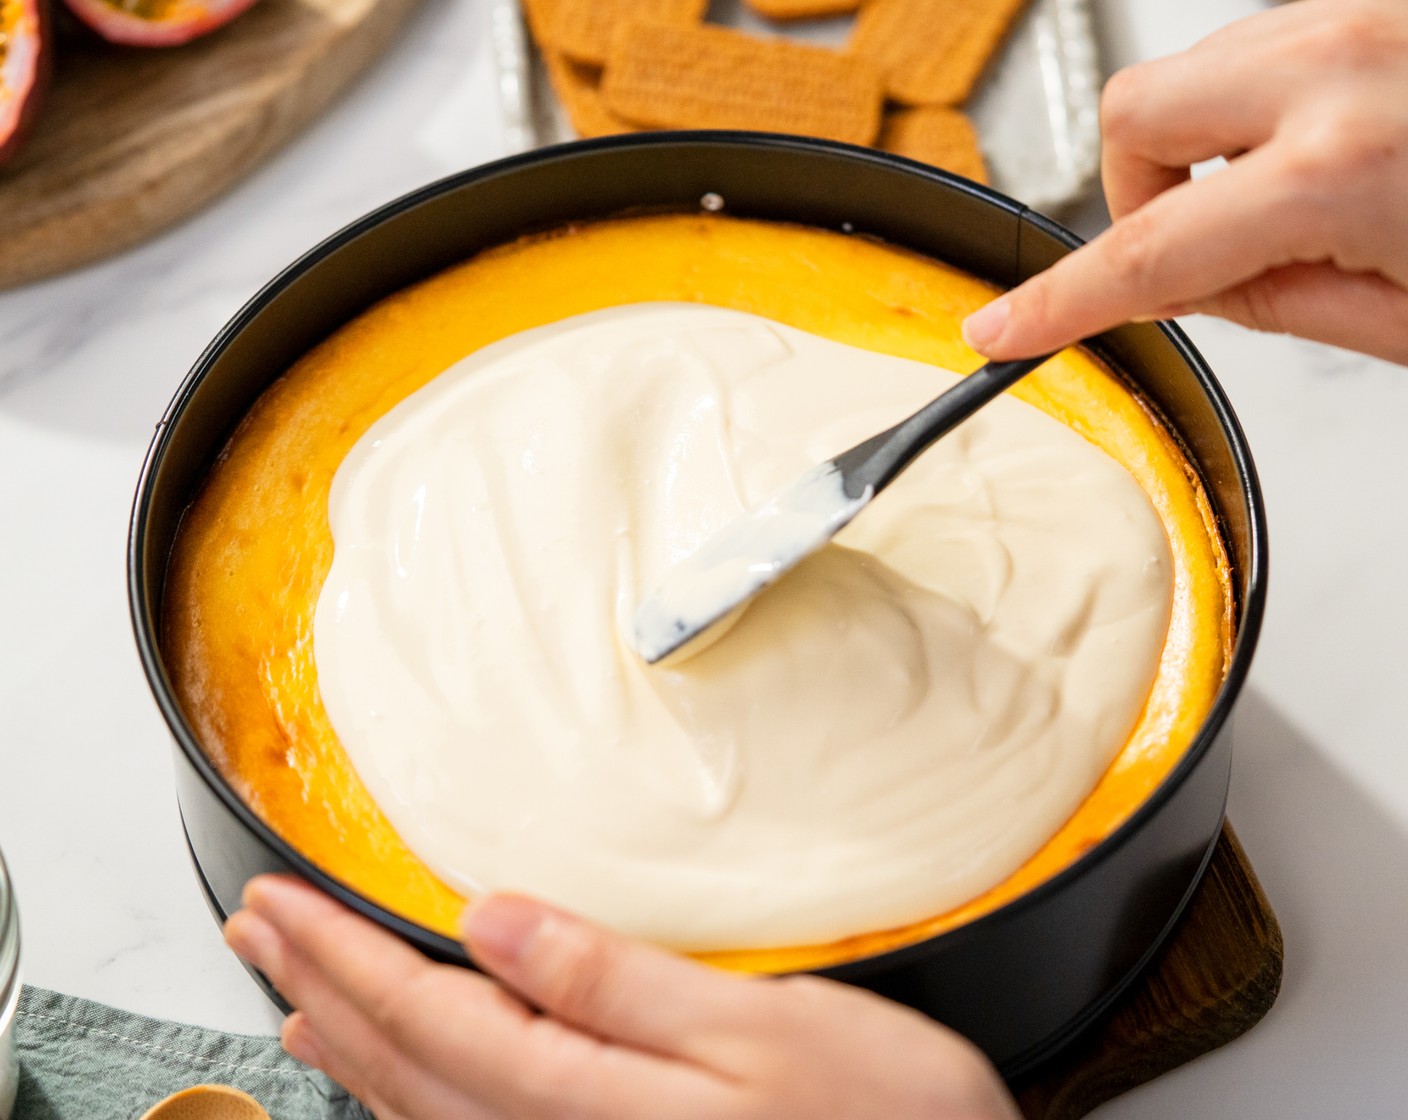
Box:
[313,303,1174,951]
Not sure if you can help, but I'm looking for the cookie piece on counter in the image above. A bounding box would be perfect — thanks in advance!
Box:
[879,106,990,183]
[603,21,884,145]
[851,0,1029,106]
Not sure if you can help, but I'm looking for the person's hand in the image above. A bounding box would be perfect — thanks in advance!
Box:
[224,876,1019,1120]
[962,0,1408,365]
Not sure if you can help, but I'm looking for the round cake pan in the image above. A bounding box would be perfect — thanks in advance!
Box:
[128,132,1267,1080]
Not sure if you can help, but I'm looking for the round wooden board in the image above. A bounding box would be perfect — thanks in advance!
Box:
[1015,824,1283,1120]
[0,0,421,290]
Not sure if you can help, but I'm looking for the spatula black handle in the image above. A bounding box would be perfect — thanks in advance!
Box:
[833,355,1054,499]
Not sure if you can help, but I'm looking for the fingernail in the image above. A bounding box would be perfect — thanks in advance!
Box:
[224,911,283,974]
[462,895,547,966]
[282,1013,326,1069]
[962,297,1011,352]
[243,875,311,922]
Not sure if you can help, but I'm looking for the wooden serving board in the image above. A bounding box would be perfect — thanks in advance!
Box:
[0,0,421,290]
[1018,824,1283,1119]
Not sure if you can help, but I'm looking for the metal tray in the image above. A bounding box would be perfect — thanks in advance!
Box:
[491,0,1102,214]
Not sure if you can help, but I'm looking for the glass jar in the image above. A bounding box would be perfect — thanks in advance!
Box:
[0,849,19,1120]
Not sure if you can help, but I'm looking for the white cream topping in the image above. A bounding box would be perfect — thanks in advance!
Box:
[313,304,1174,951]
[632,461,872,664]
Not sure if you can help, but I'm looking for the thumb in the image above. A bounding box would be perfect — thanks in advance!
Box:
[462,894,765,1061]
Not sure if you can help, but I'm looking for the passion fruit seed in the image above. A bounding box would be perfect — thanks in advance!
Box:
[114,0,177,21]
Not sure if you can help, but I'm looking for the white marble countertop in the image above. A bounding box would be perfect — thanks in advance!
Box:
[2,0,1406,1115]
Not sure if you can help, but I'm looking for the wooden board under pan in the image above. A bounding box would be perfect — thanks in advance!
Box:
[1020,823,1283,1118]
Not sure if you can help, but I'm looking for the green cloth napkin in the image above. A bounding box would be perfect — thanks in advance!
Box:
[11,987,371,1120]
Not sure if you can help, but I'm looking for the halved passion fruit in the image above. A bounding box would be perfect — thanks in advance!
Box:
[62,0,261,46]
[0,0,49,168]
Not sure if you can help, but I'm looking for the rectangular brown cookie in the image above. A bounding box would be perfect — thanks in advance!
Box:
[850,0,1029,106]
[544,53,639,138]
[879,106,990,184]
[524,0,708,66]
[603,21,884,145]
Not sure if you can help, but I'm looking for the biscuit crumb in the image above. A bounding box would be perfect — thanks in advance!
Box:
[743,0,862,20]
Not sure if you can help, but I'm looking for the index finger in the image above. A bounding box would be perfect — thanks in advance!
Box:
[962,147,1312,359]
[461,893,776,1063]
[238,876,729,1120]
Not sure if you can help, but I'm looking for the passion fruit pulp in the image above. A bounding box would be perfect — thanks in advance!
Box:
[0,0,50,168]
[62,0,261,46]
